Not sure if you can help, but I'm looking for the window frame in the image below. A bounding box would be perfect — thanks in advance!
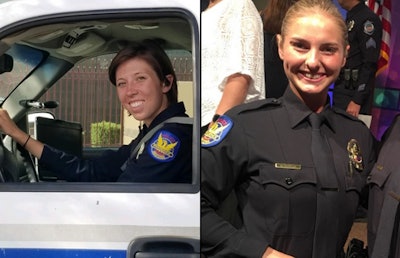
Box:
[0,8,200,194]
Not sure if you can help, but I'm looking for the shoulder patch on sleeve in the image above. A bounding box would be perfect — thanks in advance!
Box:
[147,130,180,162]
[363,20,375,35]
[366,37,377,49]
[201,115,233,148]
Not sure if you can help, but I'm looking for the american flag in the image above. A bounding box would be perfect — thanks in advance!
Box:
[366,0,391,74]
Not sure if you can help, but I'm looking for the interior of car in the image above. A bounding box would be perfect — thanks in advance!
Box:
[0,11,198,184]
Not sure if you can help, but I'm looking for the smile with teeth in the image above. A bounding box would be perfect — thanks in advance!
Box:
[130,101,144,108]
[304,73,322,79]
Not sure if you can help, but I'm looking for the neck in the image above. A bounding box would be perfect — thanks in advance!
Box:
[345,0,361,11]
[296,90,328,114]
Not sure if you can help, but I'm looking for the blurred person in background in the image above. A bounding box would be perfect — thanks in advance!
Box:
[333,0,382,126]
[201,0,265,133]
[260,0,296,99]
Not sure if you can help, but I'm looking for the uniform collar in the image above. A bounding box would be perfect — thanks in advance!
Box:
[346,1,365,20]
[282,87,336,133]
[143,102,187,132]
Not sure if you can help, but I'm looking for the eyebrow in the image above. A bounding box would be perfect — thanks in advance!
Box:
[290,37,340,46]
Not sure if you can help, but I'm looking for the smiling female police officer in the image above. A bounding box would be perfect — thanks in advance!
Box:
[201,0,376,257]
[0,40,192,183]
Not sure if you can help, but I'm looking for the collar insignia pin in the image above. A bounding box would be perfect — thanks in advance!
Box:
[347,139,363,172]
[347,20,355,32]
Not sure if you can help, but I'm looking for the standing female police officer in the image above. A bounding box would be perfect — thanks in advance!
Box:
[201,0,376,257]
[0,40,192,183]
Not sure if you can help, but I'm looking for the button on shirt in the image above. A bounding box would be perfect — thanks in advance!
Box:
[201,88,376,258]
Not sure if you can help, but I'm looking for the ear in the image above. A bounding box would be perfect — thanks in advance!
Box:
[276,34,284,60]
[162,74,174,93]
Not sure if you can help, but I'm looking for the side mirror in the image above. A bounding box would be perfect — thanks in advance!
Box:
[0,54,13,74]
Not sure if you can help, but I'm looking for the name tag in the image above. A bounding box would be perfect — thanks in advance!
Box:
[274,163,301,170]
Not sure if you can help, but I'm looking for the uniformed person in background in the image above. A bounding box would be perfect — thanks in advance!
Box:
[367,114,400,257]
[333,0,382,124]
[201,0,376,257]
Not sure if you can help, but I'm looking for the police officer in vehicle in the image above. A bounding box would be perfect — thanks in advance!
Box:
[333,0,382,121]
[0,40,193,183]
[201,0,376,257]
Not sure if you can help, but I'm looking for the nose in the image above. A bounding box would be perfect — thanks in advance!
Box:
[126,81,139,95]
[305,50,320,70]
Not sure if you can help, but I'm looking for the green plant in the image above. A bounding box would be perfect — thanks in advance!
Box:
[90,121,121,147]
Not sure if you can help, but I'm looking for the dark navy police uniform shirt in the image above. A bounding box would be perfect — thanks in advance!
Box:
[201,88,376,258]
[40,102,192,183]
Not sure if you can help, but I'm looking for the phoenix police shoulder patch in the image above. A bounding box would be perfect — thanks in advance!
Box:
[201,115,233,147]
[148,130,180,162]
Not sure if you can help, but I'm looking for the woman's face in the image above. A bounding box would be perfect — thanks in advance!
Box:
[278,13,348,99]
[115,58,171,126]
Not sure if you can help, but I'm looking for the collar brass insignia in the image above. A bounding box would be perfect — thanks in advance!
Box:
[347,20,355,32]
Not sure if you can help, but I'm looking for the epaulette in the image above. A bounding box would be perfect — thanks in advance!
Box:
[331,106,366,124]
[227,98,281,116]
[201,99,281,148]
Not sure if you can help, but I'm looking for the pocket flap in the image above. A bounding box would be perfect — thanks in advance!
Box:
[368,164,391,188]
[256,163,317,190]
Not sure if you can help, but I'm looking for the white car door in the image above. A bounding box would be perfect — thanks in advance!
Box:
[0,1,200,257]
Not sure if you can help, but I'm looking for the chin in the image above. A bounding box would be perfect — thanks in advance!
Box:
[130,113,142,120]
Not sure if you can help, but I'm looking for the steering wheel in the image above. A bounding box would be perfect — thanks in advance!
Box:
[0,133,15,182]
[0,133,33,182]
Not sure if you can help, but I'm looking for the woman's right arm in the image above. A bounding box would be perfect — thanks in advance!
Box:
[201,115,268,257]
[0,108,44,158]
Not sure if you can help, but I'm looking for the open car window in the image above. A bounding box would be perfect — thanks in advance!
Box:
[0,8,200,193]
[0,2,199,257]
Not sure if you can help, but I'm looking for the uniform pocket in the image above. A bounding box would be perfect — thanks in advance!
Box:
[344,167,367,194]
[247,163,318,236]
[255,163,317,189]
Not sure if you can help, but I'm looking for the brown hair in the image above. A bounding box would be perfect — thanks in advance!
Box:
[281,0,348,47]
[261,0,296,34]
[108,40,178,104]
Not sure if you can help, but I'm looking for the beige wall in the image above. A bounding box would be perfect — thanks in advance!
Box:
[122,81,193,144]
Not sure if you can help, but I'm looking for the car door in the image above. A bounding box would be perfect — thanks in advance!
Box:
[0,1,200,257]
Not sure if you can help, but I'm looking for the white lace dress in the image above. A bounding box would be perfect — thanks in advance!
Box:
[201,0,265,126]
